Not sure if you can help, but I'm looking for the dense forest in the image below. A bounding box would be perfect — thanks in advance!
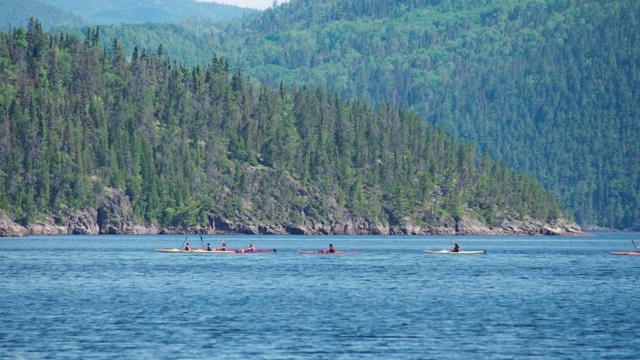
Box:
[63,0,640,229]
[0,19,569,233]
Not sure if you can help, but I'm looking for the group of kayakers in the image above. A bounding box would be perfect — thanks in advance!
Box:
[183,240,255,252]
[182,241,463,253]
[182,240,337,253]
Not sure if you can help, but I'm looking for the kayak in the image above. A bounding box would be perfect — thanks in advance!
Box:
[296,250,361,255]
[609,251,640,256]
[423,249,486,254]
[155,248,236,253]
[156,248,276,253]
[234,249,277,253]
[610,241,640,256]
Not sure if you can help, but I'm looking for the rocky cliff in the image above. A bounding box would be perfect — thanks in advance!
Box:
[0,192,586,237]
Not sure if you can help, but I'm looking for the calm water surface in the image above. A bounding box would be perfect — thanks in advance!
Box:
[1,233,639,359]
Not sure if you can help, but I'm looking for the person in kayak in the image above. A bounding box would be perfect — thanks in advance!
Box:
[316,244,336,253]
[451,242,460,253]
[248,243,255,251]
[184,243,191,251]
[206,243,212,251]
[220,240,227,251]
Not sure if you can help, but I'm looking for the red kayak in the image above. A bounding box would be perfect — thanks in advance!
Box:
[609,251,640,256]
[610,241,640,256]
[234,249,277,253]
[296,250,361,255]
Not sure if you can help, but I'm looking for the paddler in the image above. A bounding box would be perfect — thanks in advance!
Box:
[220,240,227,251]
[184,243,191,251]
[316,244,335,254]
[451,242,460,253]
[248,243,255,251]
[206,243,212,251]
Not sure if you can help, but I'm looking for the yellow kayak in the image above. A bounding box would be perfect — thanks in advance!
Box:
[155,248,236,253]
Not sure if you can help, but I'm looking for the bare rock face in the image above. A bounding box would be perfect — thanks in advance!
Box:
[259,224,288,235]
[97,188,136,234]
[542,219,586,235]
[456,216,492,235]
[27,224,67,235]
[0,210,28,237]
[60,206,100,234]
[498,217,586,236]
[26,214,67,235]
[0,208,99,236]
[129,224,160,234]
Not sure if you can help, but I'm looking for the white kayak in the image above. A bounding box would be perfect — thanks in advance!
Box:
[423,249,486,254]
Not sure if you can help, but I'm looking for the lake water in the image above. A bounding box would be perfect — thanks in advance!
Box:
[1,232,639,359]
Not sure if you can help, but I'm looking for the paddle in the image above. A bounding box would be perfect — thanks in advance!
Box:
[181,236,188,250]
[200,236,205,249]
[632,240,639,252]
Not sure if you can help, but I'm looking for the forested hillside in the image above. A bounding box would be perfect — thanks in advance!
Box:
[36,0,258,25]
[0,0,256,31]
[0,19,572,235]
[0,0,84,31]
[73,0,640,229]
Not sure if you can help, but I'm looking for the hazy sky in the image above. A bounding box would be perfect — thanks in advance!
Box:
[198,0,291,10]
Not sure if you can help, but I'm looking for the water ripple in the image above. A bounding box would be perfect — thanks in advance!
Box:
[1,234,639,359]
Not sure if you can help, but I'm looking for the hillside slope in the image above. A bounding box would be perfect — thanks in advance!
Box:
[1,0,257,30]
[74,0,640,229]
[0,20,579,236]
[0,0,83,30]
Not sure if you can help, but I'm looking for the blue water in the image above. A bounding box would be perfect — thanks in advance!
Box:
[1,233,639,359]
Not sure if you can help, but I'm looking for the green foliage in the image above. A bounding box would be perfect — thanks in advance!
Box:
[1,0,257,31]
[76,0,640,229]
[0,20,570,229]
[0,0,84,31]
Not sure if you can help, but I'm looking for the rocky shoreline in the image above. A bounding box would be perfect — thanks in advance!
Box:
[0,210,588,237]
[0,187,588,237]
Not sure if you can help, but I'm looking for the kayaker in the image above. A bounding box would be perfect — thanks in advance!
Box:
[184,243,190,251]
[328,244,335,253]
[206,243,212,251]
[220,240,227,251]
[451,242,460,253]
[248,243,255,251]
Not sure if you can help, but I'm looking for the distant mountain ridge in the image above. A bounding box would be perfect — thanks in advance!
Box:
[0,0,257,30]
[0,0,83,30]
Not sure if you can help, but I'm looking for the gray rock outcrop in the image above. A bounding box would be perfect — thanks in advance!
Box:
[0,188,586,237]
